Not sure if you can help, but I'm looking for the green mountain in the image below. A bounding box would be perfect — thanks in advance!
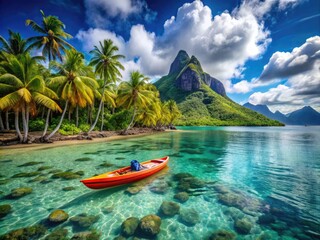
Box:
[154,50,283,126]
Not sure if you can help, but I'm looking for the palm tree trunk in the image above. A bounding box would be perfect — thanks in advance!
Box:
[100,103,104,131]
[15,110,22,142]
[21,104,28,143]
[76,106,79,127]
[5,110,9,130]
[0,111,4,131]
[68,109,71,122]
[45,101,69,140]
[88,80,107,133]
[125,106,136,133]
[26,104,30,134]
[42,109,51,137]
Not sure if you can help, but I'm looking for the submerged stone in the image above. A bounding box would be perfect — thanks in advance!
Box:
[234,218,253,234]
[126,186,142,195]
[18,161,43,167]
[0,224,47,240]
[102,206,114,214]
[12,171,40,178]
[75,157,93,162]
[62,186,76,191]
[8,187,33,198]
[99,162,114,167]
[138,214,161,237]
[160,201,180,217]
[209,229,236,240]
[179,208,200,226]
[45,228,68,240]
[51,171,81,180]
[48,209,69,223]
[71,230,101,240]
[121,217,139,237]
[149,181,169,194]
[174,192,189,203]
[172,172,193,181]
[29,176,48,183]
[0,204,11,219]
[37,166,53,171]
[258,214,276,225]
[70,213,99,228]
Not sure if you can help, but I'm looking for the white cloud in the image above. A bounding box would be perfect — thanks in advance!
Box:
[248,63,320,113]
[78,0,304,91]
[76,28,126,54]
[259,36,320,81]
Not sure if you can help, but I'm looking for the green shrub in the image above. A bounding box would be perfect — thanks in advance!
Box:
[29,119,45,131]
[78,123,90,132]
[58,123,81,135]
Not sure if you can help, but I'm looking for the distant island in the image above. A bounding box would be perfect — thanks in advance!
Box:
[243,103,320,125]
[154,50,283,126]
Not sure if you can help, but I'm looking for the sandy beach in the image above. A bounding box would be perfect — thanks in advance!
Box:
[0,128,169,153]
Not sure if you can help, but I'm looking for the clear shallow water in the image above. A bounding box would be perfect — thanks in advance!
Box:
[0,126,319,239]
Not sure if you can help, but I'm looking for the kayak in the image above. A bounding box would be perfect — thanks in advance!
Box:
[80,156,169,189]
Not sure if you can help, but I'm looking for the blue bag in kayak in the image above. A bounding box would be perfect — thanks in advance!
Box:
[130,160,141,171]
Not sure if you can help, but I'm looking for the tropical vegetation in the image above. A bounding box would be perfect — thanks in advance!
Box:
[0,10,181,143]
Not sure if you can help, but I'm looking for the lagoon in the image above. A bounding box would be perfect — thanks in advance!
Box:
[0,126,319,239]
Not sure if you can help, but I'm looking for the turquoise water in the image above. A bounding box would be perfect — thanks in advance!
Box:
[0,126,319,239]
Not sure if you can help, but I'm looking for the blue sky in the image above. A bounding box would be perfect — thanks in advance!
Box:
[0,0,319,113]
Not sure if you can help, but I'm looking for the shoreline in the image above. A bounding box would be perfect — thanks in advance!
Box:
[0,128,172,153]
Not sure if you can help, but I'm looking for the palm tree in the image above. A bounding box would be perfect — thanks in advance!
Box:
[0,30,30,56]
[26,10,73,61]
[117,71,154,134]
[165,100,181,128]
[88,39,124,132]
[0,54,61,142]
[45,49,98,140]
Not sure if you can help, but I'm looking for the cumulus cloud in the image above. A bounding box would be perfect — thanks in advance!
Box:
[259,36,320,81]
[78,0,304,90]
[249,63,320,113]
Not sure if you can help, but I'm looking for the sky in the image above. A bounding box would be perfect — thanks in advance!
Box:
[0,0,319,114]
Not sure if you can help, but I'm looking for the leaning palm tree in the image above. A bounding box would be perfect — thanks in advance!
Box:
[45,49,98,140]
[117,71,153,134]
[0,54,61,142]
[26,10,73,61]
[88,39,124,132]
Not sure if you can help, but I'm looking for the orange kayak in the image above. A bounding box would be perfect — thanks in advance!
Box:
[80,156,169,189]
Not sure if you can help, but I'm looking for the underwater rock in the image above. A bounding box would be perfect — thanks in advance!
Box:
[62,186,76,191]
[223,207,245,221]
[12,171,40,178]
[48,169,63,174]
[0,179,10,185]
[37,166,53,171]
[71,230,101,240]
[115,157,126,160]
[44,228,68,240]
[51,171,81,180]
[102,206,114,214]
[8,187,33,198]
[149,181,169,194]
[270,221,287,232]
[0,224,47,240]
[179,208,200,226]
[217,193,245,209]
[138,214,161,237]
[213,184,230,194]
[70,213,99,228]
[99,162,114,167]
[258,214,276,225]
[48,209,69,223]
[160,201,180,217]
[126,186,143,195]
[174,192,189,203]
[75,157,93,162]
[0,204,11,219]
[120,217,139,237]
[18,161,44,167]
[209,229,236,240]
[172,172,193,181]
[29,176,48,183]
[177,182,191,191]
[75,171,84,176]
[234,218,253,234]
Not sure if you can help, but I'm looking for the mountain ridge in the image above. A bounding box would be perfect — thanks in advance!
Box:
[154,50,282,126]
[243,103,320,125]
